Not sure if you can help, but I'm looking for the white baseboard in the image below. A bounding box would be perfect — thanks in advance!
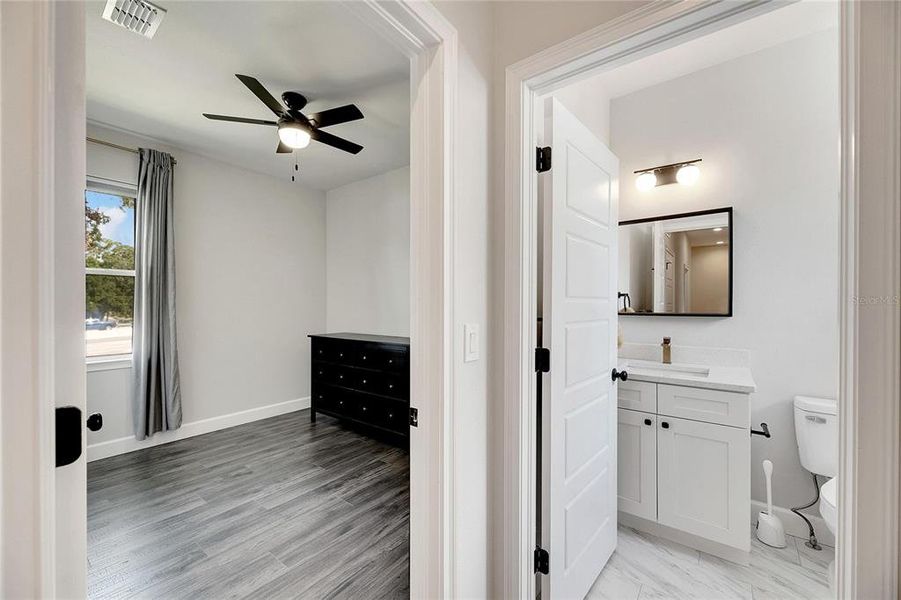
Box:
[87,396,310,462]
[750,500,836,548]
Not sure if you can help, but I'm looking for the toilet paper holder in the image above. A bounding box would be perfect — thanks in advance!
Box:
[751,422,771,438]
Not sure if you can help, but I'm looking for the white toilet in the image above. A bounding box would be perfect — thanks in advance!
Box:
[793,395,838,587]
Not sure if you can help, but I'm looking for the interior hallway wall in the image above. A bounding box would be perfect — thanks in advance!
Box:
[86,122,326,452]
[325,166,410,336]
[611,30,840,510]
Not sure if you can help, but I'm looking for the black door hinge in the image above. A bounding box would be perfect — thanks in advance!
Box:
[536,146,552,173]
[534,546,550,574]
[535,347,550,373]
[409,407,419,427]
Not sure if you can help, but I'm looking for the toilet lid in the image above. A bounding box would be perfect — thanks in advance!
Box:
[821,477,837,508]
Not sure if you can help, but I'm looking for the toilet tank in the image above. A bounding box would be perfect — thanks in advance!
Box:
[793,396,838,478]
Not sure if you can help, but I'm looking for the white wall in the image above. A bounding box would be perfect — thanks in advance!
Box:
[610,30,840,509]
[326,167,410,336]
[86,123,327,450]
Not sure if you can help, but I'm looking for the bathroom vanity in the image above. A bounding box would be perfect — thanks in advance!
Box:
[616,357,756,563]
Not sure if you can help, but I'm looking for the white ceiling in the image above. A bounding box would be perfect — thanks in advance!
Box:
[566,0,838,103]
[86,1,410,190]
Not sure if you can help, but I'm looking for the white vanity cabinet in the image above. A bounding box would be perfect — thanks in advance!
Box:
[617,377,751,560]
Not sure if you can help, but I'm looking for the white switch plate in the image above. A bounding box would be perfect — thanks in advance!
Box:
[464,323,480,362]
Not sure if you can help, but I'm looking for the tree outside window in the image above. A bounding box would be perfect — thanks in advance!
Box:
[85,186,136,358]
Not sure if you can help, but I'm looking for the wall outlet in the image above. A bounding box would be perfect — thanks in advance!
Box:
[464,323,480,362]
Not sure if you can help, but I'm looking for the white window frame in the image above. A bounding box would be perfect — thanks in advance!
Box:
[84,176,137,368]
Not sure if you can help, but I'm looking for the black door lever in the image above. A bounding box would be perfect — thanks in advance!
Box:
[611,368,628,382]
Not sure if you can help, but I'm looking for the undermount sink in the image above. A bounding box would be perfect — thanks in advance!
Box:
[623,359,710,378]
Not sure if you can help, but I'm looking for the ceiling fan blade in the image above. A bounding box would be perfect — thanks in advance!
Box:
[311,129,363,155]
[203,113,278,126]
[307,104,364,128]
[276,141,293,154]
[235,74,286,117]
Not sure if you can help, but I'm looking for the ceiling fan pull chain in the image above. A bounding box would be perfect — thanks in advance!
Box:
[292,152,298,182]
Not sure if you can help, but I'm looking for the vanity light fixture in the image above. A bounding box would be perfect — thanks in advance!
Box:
[634,158,702,191]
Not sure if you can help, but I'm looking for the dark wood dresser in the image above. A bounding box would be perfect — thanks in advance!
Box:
[309,333,409,442]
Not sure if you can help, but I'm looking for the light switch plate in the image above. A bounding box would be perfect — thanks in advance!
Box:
[464,323,480,362]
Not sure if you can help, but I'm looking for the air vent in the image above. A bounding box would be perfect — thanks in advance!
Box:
[101,0,167,39]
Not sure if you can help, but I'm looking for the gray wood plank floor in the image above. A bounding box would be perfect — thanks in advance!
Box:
[87,410,409,600]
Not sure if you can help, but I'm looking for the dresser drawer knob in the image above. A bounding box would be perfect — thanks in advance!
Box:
[362,379,367,384]
[339,352,344,358]
[362,406,367,412]
[389,384,394,389]
[339,375,344,380]
[339,400,344,406]
[362,355,367,361]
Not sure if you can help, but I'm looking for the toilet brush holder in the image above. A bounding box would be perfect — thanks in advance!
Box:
[756,511,787,548]
[756,459,787,548]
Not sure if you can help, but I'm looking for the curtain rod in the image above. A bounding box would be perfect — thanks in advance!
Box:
[86,136,177,165]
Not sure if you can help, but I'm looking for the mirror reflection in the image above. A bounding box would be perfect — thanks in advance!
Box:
[619,208,732,316]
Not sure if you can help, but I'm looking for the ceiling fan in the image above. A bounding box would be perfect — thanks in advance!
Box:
[203,74,364,155]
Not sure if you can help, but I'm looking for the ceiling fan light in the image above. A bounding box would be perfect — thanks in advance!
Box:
[278,123,311,149]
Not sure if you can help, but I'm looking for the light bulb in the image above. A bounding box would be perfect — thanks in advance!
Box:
[676,164,700,185]
[278,123,311,149]
[635,172,657,192]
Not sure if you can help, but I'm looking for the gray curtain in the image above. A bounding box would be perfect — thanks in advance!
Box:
[132,148,182,440]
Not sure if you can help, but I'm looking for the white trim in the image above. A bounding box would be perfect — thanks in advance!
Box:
[837,2,901,598]
[85,356,131,372]
[85,268,134,277]
[86,397,310,462]
[85,175,137,197]
[504,1,900,598]
[749,501,835,549]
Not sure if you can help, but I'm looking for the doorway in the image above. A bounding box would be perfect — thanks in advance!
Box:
[504,2,900,599]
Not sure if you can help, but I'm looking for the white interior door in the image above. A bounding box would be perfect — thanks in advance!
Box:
[541,98,619,600]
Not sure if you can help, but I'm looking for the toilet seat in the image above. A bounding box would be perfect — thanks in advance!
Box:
[819,477,837,536]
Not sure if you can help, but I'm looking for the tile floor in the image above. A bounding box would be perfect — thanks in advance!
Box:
[587,525,834,600]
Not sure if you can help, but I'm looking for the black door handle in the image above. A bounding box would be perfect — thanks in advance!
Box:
[644,418,652,426]
[611,368,628,382]
[87,412,103,432]
[661,421,670,429]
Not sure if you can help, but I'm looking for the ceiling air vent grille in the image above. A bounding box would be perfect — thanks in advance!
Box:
[101,0,167,39]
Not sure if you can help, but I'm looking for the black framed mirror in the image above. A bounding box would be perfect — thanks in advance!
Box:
[619,207,732,317]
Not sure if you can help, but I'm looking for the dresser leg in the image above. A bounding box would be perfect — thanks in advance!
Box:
[310,409,316,423]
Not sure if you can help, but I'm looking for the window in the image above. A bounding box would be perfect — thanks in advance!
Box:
[85,181,136,359]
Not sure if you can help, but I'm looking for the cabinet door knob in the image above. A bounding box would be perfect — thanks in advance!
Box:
[611,368,629,382]
[644,418,652,426]
[661,421,670,429]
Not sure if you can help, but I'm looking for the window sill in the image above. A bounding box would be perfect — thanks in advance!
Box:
[86,355,132,372]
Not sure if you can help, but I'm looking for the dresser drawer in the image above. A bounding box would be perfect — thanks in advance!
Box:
[618,380,657,413]
[657,384,749,428]
[349,370,408,399]
[312,384,350,416]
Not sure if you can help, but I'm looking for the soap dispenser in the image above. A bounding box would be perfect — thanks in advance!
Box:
[661,337,672,364]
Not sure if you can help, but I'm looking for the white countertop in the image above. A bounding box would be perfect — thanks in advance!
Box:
[617,358,756,394]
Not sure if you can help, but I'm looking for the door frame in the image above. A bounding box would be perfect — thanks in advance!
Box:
[1,0,459,597]
[503,1,900,599]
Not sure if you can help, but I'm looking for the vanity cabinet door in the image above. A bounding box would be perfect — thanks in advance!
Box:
[617,380,657,413]
[617,409,657,521]
[656,416,750,551]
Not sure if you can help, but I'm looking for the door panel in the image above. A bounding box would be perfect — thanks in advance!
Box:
[617,409,657,520]
[541,98,619,599]
[656,416,750,550]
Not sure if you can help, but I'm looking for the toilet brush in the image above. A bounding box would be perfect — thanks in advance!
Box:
[756,459,787,548]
